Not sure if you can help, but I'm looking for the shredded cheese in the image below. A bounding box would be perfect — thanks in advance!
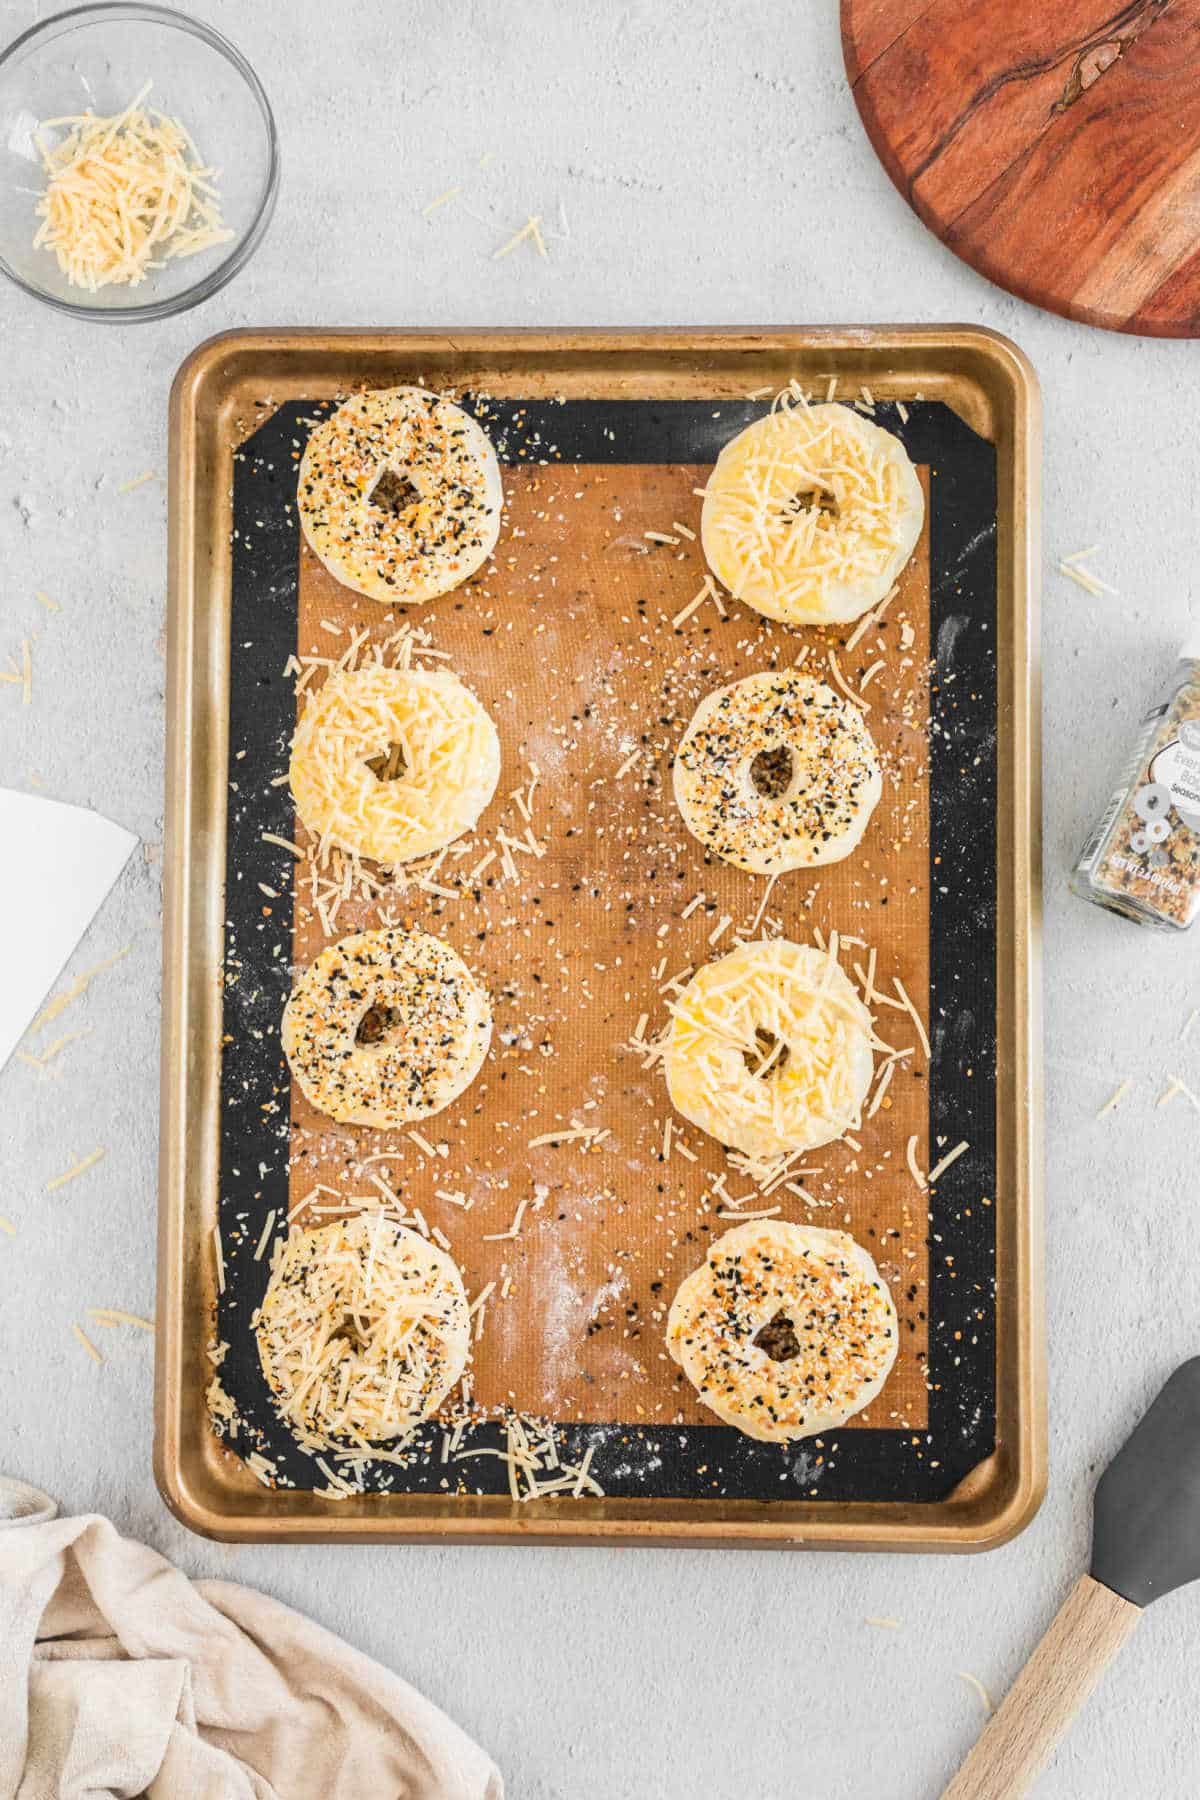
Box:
[72,1322,103,1364]
[32,83,233,292]
[905,1134,926,1191]
[1096,1080,1129,1118]
[958,1671,994,1715]
[422,184,462,216]
[527,1125,609,1149]
[1159,1074,1200,1113]
[456,1417,604,1503]
[46,1147,105,1191]
[31,945,130,1033]
[253,1209,277,1261]
[87,1307,153,1330]
[493,215,546,260]
[926,1140,968,1185]
[892,978,930,1060]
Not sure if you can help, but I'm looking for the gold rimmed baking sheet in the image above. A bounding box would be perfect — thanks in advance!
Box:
[158,329,1043,1548]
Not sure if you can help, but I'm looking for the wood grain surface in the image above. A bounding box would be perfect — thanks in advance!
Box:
[842,0,1200,336]
[941,1575,1142,1800]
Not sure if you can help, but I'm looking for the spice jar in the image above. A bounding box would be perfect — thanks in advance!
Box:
[1072,634,1200,930]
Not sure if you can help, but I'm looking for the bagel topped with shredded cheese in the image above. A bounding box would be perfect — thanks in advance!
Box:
[282,926,492,1130]
[289,663,500,866]
[673,670,881,873]
[700,402,923,626]
[255,1215,470,1451]
[664,937,876,1159]
[666,1219,898,1442]
[298,387,503,604]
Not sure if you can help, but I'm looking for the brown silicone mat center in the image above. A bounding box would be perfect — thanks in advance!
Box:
[287,459,931,1433]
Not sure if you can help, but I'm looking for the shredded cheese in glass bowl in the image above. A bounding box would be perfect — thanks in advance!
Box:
[0,4,277,320]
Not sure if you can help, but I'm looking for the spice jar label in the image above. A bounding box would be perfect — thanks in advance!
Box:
[1150,724,1200,826]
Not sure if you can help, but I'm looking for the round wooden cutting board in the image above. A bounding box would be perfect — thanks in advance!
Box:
[842,0,1200,337]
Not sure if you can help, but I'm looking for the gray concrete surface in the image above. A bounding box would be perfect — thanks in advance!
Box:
[1,2,1198,1795]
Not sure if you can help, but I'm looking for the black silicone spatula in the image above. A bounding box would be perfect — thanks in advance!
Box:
[942,1360,1200,1800]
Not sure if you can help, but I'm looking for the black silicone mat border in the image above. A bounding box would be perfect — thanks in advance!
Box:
[214,395,997,1505]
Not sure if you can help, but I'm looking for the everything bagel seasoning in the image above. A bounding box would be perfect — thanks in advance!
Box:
[1072,635,1200,929]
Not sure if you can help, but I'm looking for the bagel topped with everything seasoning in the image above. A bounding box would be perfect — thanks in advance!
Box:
[666,1219,898,1442]
[255,1215,470,1451]
[673,670,881,873]
[298,387,503,604]
[281,925,492,1130]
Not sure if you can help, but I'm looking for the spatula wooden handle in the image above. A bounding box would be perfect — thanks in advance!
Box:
[940,1575,1141,1800]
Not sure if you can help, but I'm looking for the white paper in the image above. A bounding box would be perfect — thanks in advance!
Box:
[0,789,138,1073]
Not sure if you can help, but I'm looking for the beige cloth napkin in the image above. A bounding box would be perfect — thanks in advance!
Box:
[0,1480,502,1800]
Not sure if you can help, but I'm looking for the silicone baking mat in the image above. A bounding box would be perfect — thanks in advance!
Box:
[208,392,998,1506]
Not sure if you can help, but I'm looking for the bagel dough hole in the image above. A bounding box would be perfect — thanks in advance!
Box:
[783,484,838,522]
[743,1026,790,1080]
[365,740,409,782]
[753,1309,802,1363]
[368,466,421,517]
[749,744,794,800]
[330,1312,370,1351]
[355,1004,405,1047]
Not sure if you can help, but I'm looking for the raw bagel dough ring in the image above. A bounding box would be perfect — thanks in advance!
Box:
[282,926,492,1129]
[666,1219,898,1442]
[298,386,503,604]
[289,664,501,866]
[255,1216,470,1448]
[701,402,923,626]
[673,670,882,873]
[664,938,875,1159]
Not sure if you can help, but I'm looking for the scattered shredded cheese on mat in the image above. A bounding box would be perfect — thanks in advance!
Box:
[32,83,233,292]
[926,1140,968,1185]
[454,1416,603,1503]
[905,1134,926,1191]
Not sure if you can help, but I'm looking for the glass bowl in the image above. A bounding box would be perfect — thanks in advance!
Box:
[0,2,278,321]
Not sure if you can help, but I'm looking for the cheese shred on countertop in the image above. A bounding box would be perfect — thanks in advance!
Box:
[32,83,233,292]
[72,1323,103,1364]
[46,1147,105,1191]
